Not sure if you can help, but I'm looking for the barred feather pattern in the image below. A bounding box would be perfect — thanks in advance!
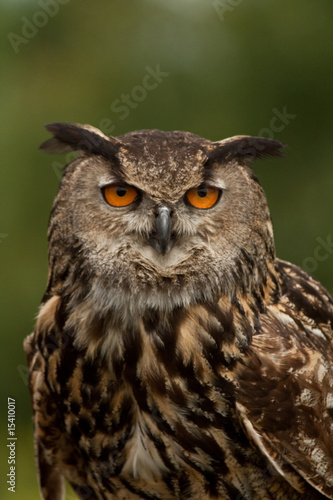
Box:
[25,124,333,500]
[25,259,333,500]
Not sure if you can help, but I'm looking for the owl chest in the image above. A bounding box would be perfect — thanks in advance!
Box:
[41,339,309,499]
[63,366,242,482]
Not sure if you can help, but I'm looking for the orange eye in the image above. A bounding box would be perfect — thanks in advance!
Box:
[186,186,221,209]
[103,184,138,207]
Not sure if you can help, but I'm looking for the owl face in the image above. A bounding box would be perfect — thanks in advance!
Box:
[43,124,283,315]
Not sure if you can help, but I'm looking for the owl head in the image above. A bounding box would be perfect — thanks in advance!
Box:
[41,123,284,317]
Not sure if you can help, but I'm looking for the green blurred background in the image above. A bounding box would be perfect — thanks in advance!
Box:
[1,0,332,498]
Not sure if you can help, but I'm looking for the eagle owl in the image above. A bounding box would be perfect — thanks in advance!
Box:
[25,123,333,500]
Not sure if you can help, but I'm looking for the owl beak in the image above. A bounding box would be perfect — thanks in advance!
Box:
[151,206,173,255]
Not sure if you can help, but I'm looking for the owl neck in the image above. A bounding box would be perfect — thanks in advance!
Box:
[48,236,281,377]
[60,262,280,379]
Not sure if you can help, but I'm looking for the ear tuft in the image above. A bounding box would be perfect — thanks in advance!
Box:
[40,122,118,158]
[210,135,285,166]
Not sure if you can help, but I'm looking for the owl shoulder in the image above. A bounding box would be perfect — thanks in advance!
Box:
[234,260,333,498]
[276,258,333,332]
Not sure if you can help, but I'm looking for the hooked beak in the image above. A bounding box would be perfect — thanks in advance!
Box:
[148,206,174,255]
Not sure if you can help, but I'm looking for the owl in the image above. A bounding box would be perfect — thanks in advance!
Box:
[25,122,333,500]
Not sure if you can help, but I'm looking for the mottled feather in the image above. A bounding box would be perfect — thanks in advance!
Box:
[25,123,333,500]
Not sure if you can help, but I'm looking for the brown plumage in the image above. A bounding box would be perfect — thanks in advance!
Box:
[25,123,333,499]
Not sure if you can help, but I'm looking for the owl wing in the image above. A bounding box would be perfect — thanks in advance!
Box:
[236,260,333,498]
[25,295,125,500]
[24,330,66,500]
